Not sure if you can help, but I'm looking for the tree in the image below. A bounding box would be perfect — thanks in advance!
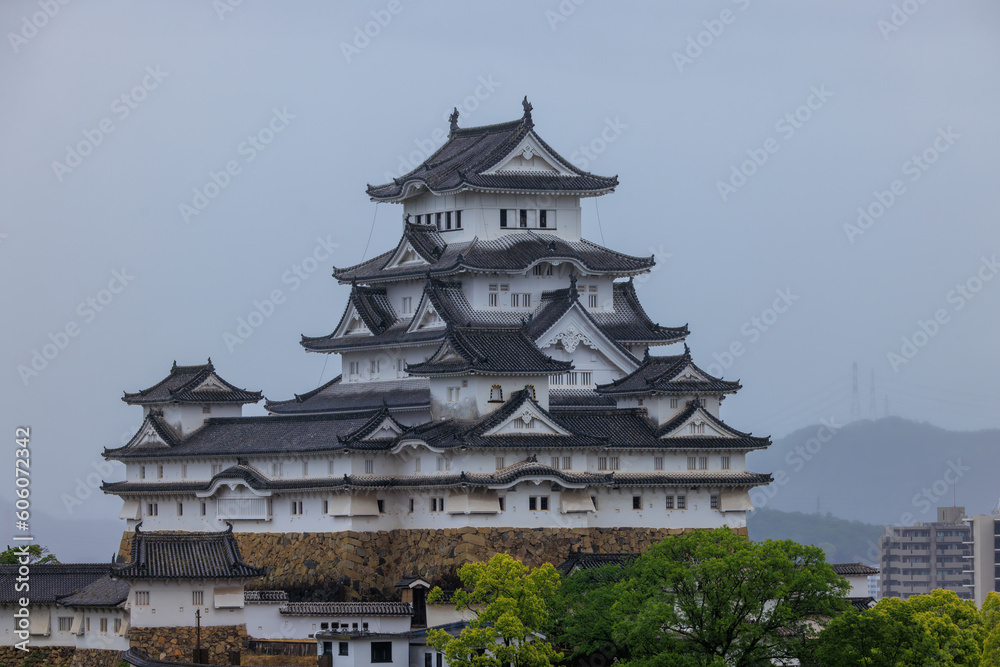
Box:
[815,598,948,666]
[427,553,562,667]
[550,562,632,665]
[602,528,848,667]
[908,589,985,665]
[0,544,58,564]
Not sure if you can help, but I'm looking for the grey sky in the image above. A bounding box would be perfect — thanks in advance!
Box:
[2,1,998,559]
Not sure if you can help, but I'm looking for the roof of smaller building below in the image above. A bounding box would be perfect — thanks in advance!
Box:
[123,359,262,405]
[406,327,573,376]
[847,596,877,611]
[556,550,638,576]
[244,589,290,603]
[112,525,266,580]
[0,563,108,604]
[832,563,880,576]
[280,601,412,616]
[58,575,130,607]
[596,347,741,396]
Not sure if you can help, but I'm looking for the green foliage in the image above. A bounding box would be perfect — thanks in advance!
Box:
[427,553,562,667]
[549,563,631,664]
[0,544,58,564]
[555,528,848,667]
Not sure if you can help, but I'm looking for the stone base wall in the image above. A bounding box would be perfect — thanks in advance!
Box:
[121,526,747,596]
[129,624,246,665]
[0,646,75,667]
[70,649,124,667]
[242,656,315,667]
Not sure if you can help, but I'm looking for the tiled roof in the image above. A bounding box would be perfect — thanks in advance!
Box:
[0,563,108,604]
[123,360,262,405]
[58,575,130,607]
[279,601,412,616]
[652,399,770,450]
[366,107,617,201]
[119,411,183,451]
[105,411,379,459]
[266,377,430,415]
[847,596,877,611]
[111,526,266,580]
[596,347,742,396]
[590,281,689,344]
[406,327,573,376]
[245,589,289,603]
[549,390,617,408]
[832,563,879,576]
[556,551,637,576]
[334,227,654,283]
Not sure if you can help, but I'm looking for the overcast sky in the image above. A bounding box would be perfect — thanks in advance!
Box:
[2,1,998,559]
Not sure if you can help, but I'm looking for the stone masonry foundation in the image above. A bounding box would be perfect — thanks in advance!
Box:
[120,526,747,597]
[129,624,246,665]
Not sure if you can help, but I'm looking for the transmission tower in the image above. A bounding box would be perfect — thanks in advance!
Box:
[851,362,860,419]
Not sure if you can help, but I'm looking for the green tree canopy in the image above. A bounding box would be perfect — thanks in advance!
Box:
[557,528,847,667]
[0,544,58,564]
[427,553,562,667]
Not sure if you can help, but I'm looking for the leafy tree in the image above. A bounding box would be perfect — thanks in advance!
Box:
[550,562,631,665]
[0,544,58,564]
[815,597,946,666]
[908,589,984,665]
[602,528,847,667]
[427,553,562,667]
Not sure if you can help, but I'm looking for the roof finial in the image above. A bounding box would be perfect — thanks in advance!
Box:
[522,96,533,128]
[568,272,578,300]
[449,107,460,134]
[644,346,650,361]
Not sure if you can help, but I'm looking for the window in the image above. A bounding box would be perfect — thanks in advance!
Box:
[340,642,349,656]
[177,502,183,517]
[372,642,393,664]
[272,462,283,477]
[654,456,663,471]
[529,496,550,511]
[140,466,145,480]
[721,456,731,470]
[147,503,158,517]
[202,405,211,414]
[349,361,360,376]
[525,384,536,400]
[200,502,206,516]
[135,591,150,606]
[598,456,608,470]
[365,459,375,474]
[291,500,303,515]
[323,499,329,514]
[435,212,442,229]
[519,209,528,227]
[496,456,505,470]
[539,209,547,228]
[426,653,433,667]
[58,616,73,632]
[114,618,122,633]
[490,385,503,402]
[500,209,508,227]
[212,464,223,476]
[447,387,460,402]
[551,456,560,469]
[192,590,204,606]
[456,210,462,228]
[181,463,187,478]
[589,293,598,308]
[687,456,697,470]
[377,499,386,514]
[414,457,421,472]
[409,498,415,513]
[100,617,108,633]
[533,264,552,276]
[445,211,452,230]
[498,496,506,511]
[633,495,642,510]
[511,293,531,307]
[580,371,592,385]
[437,457,450,472]
[437,653,444,667]
[690,423,705,435]
[665,495,674,509]
[711,494,719,509]
[670,398,679,409]
[677,495,687,510]
[370,359,377,374]
[488,284,498,307]
[303,461,309,477]
[363,622,369,631]
[431,497,445,512]
[699,456,708,470]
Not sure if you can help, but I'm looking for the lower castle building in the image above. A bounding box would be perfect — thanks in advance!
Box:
[100,101,773,595]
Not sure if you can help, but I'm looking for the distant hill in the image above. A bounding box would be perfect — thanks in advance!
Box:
[746,416,1000,526]
[747,508,885,565]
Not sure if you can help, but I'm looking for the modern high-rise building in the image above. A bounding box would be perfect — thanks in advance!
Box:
[963,512,1000,605]
[879,506,972,600]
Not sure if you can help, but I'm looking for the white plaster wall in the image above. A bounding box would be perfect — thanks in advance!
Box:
[0,604,71,647]
[244,604,409,640]
[75,608,130,650]
[126,580,245,628]
[322,636,410,667]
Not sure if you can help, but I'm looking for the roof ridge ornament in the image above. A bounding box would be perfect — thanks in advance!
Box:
[449,107,459,134]
[568,272,579,301]
[522,96,533,129]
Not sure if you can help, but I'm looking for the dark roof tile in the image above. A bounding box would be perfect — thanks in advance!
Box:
[123,360,262,405]
[112,526,265,580]
[0,563,108,604]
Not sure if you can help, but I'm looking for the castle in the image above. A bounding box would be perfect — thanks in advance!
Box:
[101,99,773,596]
